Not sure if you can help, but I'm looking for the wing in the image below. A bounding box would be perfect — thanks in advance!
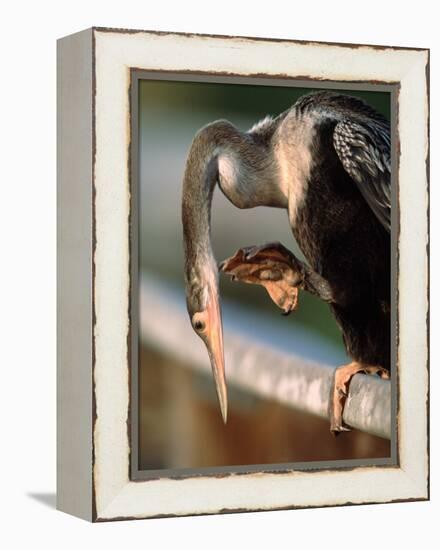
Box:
[333,118,391,232]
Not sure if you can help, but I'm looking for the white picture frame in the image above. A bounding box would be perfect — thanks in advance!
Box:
[57,27,429,522]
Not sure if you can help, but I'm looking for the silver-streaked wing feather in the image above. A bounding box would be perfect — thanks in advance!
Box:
[333,118,391,232]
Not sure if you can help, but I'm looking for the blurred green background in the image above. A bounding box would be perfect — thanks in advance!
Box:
[138,79,391,471]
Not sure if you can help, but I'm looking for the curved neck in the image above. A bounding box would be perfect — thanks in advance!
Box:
[182,119,285,273]
[181,124,221,274]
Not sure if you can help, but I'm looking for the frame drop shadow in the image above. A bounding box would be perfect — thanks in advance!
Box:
[27,492,56,509]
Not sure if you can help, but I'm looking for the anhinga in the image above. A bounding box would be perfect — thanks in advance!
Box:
[182,91,391,434]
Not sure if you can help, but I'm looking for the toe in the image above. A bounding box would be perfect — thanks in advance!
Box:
[330,424,352,436]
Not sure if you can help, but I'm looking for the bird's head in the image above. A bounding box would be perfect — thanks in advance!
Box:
[184,255,227,423]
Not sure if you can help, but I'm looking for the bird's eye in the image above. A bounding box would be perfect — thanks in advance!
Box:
[192,315,206,333]
[194,320,205,332]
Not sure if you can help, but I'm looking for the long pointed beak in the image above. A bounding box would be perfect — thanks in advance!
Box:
[204,288,228,423]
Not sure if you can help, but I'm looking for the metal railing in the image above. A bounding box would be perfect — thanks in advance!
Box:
[140,274,391,440]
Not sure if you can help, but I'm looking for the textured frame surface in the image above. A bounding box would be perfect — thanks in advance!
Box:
[57,27,429,522]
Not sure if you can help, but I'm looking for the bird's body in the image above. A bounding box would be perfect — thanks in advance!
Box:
[279,96,391,371]
[182,91,391,432]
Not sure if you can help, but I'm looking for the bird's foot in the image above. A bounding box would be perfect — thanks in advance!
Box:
[219,242,304,315]
[330,362,390,435]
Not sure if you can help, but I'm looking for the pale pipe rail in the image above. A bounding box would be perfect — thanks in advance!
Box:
[140,274,391,440]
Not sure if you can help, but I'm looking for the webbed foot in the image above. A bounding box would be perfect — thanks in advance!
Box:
[219,242,304,315]
[330,362,390,435]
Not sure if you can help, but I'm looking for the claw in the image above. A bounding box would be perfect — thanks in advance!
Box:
[331,424,352,437]
[378,369,390,380]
